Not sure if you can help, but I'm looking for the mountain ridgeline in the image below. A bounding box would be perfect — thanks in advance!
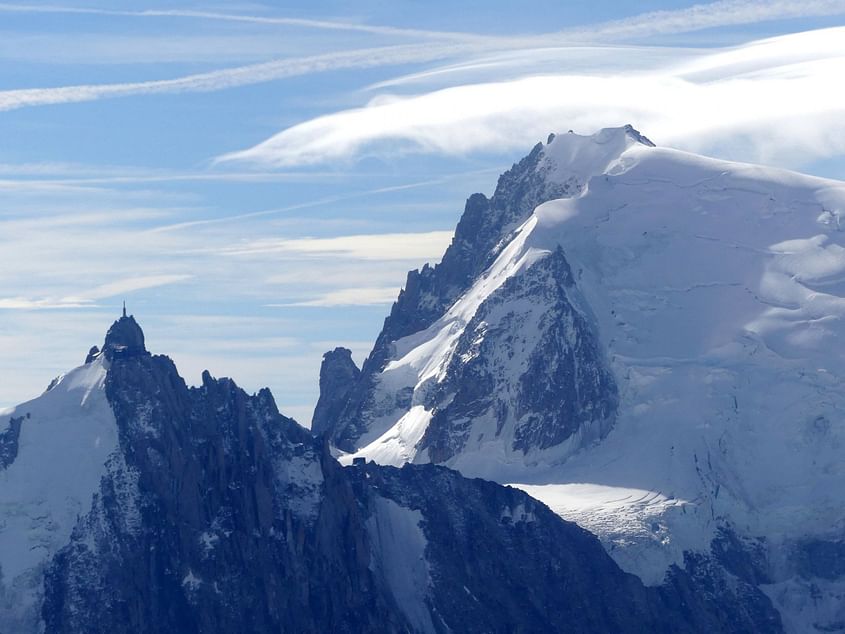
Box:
[0,314,778,633]
[314,130,620,455]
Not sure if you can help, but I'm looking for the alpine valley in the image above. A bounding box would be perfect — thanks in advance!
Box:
[3,126,845,633]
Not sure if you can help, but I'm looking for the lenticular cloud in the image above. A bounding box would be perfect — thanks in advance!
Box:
[218,27,845,169]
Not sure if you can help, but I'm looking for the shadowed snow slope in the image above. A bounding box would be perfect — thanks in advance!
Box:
[0,356,117,631]
[324,126,845,632]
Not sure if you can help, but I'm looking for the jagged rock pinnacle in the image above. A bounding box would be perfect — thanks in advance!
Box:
[84,345,100,364]
[622,124,655,147]
[311,347,360,437]
[103,312,147,360]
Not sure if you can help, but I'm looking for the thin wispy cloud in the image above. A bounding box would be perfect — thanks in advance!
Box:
[0,1,842,113]
[0,169,343,187]
[272,287,402,307]
[0,44,476,113]
[0,4,489,42]
[1,208,172,230]
[2,0,842,45]
[224,231,454,261]
[0,275,193,310]
[0,297,94,310]
[0,33,336,65]
[83,275,193,300]
[266,264,411,289]
[219,27,845,169]
[366,45,704,90]
[149,170,495,232]
[562,0,845,42]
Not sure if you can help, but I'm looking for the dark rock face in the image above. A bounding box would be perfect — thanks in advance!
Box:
[663,551,783,633]
[350,463,782,634]
[381,142,571,346]
[793,538,845,580]
[102,315,147,360]
[84,345,100,364]
[711,527,771,586]
[0,414,24,470]
[311,348,360,438]
[419,247,617,463]
[43,336,399,634]
[326,138,579,451]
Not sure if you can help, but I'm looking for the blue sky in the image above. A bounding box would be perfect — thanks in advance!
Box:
[1,0,844,422]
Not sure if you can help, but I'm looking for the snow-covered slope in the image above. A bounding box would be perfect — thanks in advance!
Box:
[0,355,117,631]
[515,140,845,560]
[328,126,845,632]
[514,139,845,630]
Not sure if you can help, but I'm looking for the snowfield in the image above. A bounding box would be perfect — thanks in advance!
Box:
[513,138,845,574]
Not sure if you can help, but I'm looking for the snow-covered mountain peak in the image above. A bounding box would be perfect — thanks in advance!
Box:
[540,124,655,188]
[321,129,845,630]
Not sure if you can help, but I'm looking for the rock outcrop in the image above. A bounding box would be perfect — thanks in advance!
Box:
[311,347,360,437]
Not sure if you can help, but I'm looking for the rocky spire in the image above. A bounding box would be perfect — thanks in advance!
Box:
[102,309,147,360]
[84,345,100,364]
[311,347,360,437]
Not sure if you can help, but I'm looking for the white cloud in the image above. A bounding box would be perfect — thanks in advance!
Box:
[266,264,409,288]
[272,286,401,307]
[0,33,347,65]
[219,27,845,169]
[0,44,475,113]
[366,45,702,90]
[83,275,193,300]
[560,0,845,42]
[0,275,193,310]
[152,171,488,232]
[224,231,453,261]
[2,1,842,47]
[0,297,94,310]
[0,4,487,42]
[0,162,345,190]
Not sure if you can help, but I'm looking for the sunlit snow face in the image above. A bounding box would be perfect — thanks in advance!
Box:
[748,234,845,355]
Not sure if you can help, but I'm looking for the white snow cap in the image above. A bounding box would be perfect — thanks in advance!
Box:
[541,124,655,183]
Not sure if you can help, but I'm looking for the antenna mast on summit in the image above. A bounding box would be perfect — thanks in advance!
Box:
[122,301,127,318]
